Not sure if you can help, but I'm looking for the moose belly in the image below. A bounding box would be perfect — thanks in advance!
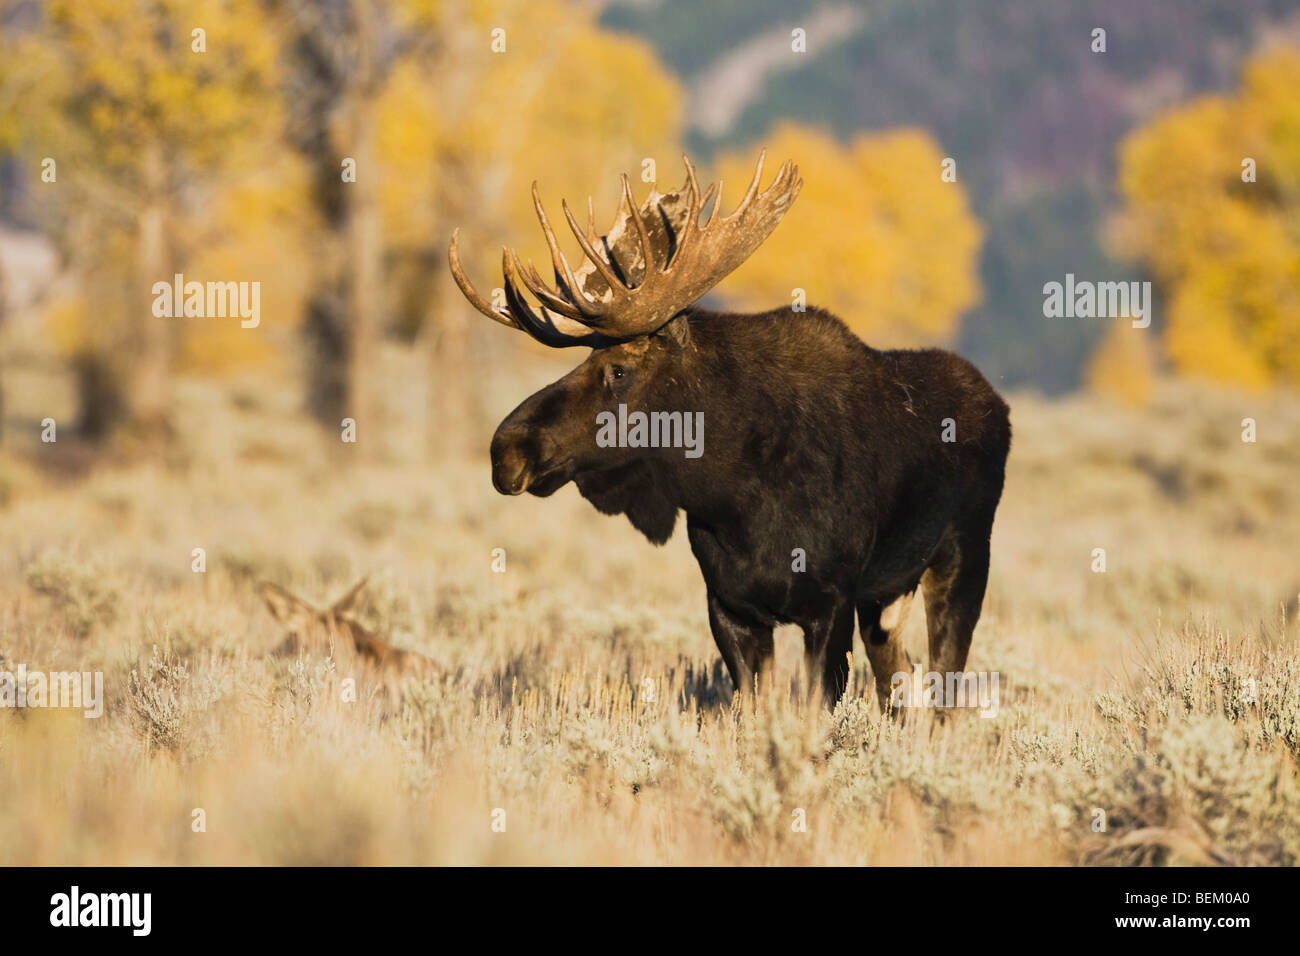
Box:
[685,486,958,623]
[685,518,858,626]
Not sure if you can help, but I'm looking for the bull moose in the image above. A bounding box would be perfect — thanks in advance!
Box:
[449,151,1011,709]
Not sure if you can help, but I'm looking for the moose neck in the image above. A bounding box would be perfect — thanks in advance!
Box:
[646,306,850,524]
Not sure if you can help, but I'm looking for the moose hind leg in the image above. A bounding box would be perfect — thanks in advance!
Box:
[858,592,915,714]
[921,531,991,678]
[707,591,775,697]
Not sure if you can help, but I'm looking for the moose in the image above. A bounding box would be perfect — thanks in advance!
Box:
[258,578,436,676]
[449,151,1011,709]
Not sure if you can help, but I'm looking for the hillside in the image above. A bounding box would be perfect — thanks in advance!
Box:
[602,0,1300,391]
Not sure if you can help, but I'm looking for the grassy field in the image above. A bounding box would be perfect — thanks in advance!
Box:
[2,355,1299,865]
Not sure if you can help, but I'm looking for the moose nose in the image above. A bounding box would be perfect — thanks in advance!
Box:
[492,452,531,496]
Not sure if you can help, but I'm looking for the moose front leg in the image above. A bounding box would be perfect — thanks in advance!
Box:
[802,599,857,707]
[706,591,774,698]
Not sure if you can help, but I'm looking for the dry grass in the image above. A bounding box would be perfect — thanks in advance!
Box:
[1,358,1298,865]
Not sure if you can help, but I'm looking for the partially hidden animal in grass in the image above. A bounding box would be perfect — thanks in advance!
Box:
[448,150,1011,709]
[257,578,435,676]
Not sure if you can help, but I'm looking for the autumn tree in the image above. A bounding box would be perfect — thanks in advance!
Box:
[375,0,682,457]
[1111,46,1300,389]
[1086,322,1156,405]
[712,123,983,346]
[2,0,286,442]
[272,0,402,450]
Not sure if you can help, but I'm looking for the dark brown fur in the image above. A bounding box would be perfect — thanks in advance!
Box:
[490,305,1011,708]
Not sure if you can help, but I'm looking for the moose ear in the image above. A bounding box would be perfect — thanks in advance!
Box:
[657,314,692,350]
[330,577,369,618]
[258,582,318,632]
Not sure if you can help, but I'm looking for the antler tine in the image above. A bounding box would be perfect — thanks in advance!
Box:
[501,268,559,344]
[449,230,517,330]
[526,260,596,319]
[730,148,767,221]
[698,180,718,220]
[766,159,790,195]
[562,197,625,293]
[669,155,704,273]
[511,249,584,321]
[764,156,799,200]
[773,160,800,199]
[502,248,609,348]
[621,173,655,287]
[706,179,724,227]
[683,154,702,205]
[453,231,596,346]
[585,196,600,247]
[501,247,536,319]
[524,183,592,320]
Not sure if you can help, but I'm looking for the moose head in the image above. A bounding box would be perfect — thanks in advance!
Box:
[449,151,801,508]
[258,578,433,675]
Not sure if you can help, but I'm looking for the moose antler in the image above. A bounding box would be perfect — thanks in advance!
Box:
[447,150,802,347]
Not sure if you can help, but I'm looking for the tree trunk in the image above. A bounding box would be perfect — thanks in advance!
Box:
[75,352,124,442]
[424,272,473,459]
[346,91,380,459]
[340,0,382,459]
[129,140,172,442]
[425,2,483,463]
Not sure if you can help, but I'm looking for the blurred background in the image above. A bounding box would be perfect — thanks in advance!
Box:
[2,0,1300,866]
[1,0,1298,459]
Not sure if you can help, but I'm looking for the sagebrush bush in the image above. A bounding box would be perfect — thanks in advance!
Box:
[25,551,119,638]
[2,376,1297,864]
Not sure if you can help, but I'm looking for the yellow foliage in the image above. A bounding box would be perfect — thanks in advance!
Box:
[18,0,282,172]
[378,0,683,277]
[1113,46,1300,388]
[712,123,983,346]
[1086,323,1158,406]
[1164,278,1273,390]
[377,60,443,251]
[44,295,90,359]
[6,0,305,378]
[178,169,315,373]
[495,19,682,262]
[179,322,275,375]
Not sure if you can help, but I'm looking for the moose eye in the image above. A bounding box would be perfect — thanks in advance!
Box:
[610,365,625,381]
